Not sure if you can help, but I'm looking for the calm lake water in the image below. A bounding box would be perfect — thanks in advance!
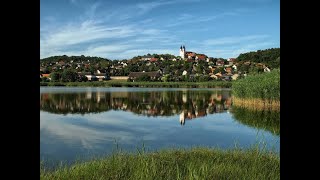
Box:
[40,87,280,167]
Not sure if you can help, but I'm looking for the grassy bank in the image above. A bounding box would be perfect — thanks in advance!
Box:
[41,147,279,180]
[40,80,232,88]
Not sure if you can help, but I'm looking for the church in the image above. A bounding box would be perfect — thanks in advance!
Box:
[179,45,206,61]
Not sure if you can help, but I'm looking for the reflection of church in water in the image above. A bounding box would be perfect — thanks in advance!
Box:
[179,92,232,125]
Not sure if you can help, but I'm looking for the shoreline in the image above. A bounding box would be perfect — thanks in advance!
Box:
[40,81,233,88]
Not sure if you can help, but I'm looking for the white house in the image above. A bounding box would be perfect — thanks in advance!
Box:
[182,70,188,76]
[264,66,271,72]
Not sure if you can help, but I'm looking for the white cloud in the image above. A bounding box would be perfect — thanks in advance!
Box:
[43,21,135,47]
[40,20,137,58]
[136,0,201,15]
[203,35,269,46]
[165,11,238,27]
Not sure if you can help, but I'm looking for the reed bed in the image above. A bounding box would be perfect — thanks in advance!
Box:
[232,97,280,112]
[232,69,280,101]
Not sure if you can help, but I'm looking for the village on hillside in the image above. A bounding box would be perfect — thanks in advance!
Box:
[40,46,276,83]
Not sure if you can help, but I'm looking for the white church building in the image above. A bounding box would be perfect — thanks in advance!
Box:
[179,45,206,60]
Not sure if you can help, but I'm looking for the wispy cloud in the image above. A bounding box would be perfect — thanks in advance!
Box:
[136,1,173,13]
[165,11,239,27]
[136,0,200,15]
[198,12,238,22]
[203,35,269,46]
[70,0,77,4]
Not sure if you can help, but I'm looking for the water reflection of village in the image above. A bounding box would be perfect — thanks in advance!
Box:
[40,90,232,125]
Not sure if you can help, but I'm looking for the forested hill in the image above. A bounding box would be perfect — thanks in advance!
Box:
[236,48,280,68]
[41,55,111,63]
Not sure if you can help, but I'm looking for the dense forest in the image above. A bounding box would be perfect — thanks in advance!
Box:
[236,48,280,68]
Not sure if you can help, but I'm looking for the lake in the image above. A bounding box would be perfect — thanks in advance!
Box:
[40,87,280,167]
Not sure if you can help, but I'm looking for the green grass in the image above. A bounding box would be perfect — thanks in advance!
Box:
[232,69,280,100]
[40,147,279,180]
[40,80,232,88]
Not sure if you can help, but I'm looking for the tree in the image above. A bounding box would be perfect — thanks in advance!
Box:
[41,77,50,82]
[61,69,78,82]
[50,72,61,82]
[77,75,88,82]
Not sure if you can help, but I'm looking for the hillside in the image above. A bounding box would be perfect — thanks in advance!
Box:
[41,55,111,63]
[236,48,280,68]
[40,48,280,82]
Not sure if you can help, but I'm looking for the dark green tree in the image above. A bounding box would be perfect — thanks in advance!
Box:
[61,69,78,82]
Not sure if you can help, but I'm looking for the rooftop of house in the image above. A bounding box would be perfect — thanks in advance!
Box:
[150,57,158,62]
[41,74,50,77]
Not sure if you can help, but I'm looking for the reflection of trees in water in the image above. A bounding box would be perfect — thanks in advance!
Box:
[40,90,232,118]
[40,92,112,115]
[230,106,280,136]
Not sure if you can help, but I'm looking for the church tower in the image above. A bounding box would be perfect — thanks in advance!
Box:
[179,45,185,59]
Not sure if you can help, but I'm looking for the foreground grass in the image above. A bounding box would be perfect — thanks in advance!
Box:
[40,80,232,88]
[40,147,279,180]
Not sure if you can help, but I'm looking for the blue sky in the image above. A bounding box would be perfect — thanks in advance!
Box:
[40,0,279,60]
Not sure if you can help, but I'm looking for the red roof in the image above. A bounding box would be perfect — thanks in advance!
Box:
[150,58,158,62]
[196,55,206,60]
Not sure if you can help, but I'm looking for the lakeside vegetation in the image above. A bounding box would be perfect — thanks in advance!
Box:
[232,69,280,100]
[40,80,232,88]
[232,69,280,110]
[41,147,279,180]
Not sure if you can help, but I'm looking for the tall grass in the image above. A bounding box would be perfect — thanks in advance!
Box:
[232,69,280,100]
[40,147,279,180]
[232,97,280,111]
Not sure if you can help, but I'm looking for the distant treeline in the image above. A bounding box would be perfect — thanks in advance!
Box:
[237,48,280,68]
[41,55,111,63]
